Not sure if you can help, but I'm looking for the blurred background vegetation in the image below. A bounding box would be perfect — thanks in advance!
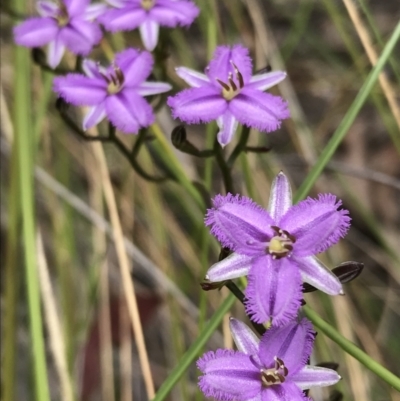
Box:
[1,0,400,400]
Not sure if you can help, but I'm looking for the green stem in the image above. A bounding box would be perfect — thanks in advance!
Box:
[214,140,235,194]
[295,19,400,202]
[3,139,21,401]
[303,306,400,391]
[15,16,50,401]
[151,294,236,401]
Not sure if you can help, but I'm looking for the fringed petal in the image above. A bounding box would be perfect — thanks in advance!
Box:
[280,194,351,257]
[14,17,58,48]
[205,194,274,255]
[258,318,315,375]
[150,0,200,27]
[198,350,261,401]
[245,257,302,326]
[98,7,145,32]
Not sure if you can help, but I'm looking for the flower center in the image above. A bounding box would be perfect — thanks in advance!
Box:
[267,226,296,259]
[55,3,69,27]
[141,0,155,10]
[101,65,125,95]
[260,357,289,387]
[216,61,244,101]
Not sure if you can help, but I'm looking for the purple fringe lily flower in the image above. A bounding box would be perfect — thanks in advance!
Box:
[98,0,200,51]
[14,0,106,68]
[53,48,172,133]
[198,317,341,401]
[167,44,290,146]
[205,172,351,326]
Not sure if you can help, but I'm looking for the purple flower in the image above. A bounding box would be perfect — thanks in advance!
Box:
[13,0,106,68]
[198,317,341,401]
[205,172,351,326]
[53,48,172,133]
[98,0,200,51]
[167,44,290,146]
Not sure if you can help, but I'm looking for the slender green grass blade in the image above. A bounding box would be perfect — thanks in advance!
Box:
[295,19,400,202]
[14,1,50,398]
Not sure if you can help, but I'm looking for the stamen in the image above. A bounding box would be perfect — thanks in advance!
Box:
[231,62,244,88]
[267,226,296,258]
[229,77,237,91]
[216,79,230,91]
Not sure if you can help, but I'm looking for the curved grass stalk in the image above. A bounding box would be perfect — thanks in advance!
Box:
[303,306,400,391]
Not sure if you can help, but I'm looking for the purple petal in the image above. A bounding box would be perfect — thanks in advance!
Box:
[197,350,261,401]
[245,257,303,326]
[205,194,274,256]
[83,103,106,130]
[167,87,227,124]
[60,20,102,55]
[291,366,341,390]
[105,92,154,134]
[47,36,66,68]
[175,67,210,87]
[36,1,59,17]
[208,45,253,86]
[258,318,315,375]
[53,74,107,105]
[206,253,253,282]
[280,194,351,257]
[230,89,290,133]
[247,71,287,91]
[14,17,58,47]
[84,4,108,20]
[295,256,343,295]
[267,172,292,222]
[64,0,89,16]
[98,7,145,32]
[217,111,239,147]
[149,0,200,27]
[262,383,306,401]
[139,19,160,51]
[136,81,172,96]
[115,49,153,87]
[229,318,260,356]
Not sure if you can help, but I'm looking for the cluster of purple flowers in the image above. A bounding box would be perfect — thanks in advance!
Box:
[14,2,352,400]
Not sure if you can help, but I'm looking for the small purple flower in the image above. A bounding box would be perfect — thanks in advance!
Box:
[13,0,106,68]
[53,48,172,133]
[167,44,290,146]
[205,172,351,326]
[198,317,341,401]
[98,0,200,51]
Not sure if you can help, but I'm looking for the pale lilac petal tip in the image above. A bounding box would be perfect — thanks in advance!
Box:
[36,1,59,17]
[247,71,287,91]
[258,318,315,375]
[268,171,292,222]
[137,82,172,97]
[245,257,303,326]
[291,366,341,390]
[229,318,260,356]
[295,256,342,295]
[47,37,66,68]
[206,252,253,282]
[84,3,109,20]
[83,103,107,130]
[175,67,210,88]
[205,194,274,255]
[217,111,239,147]
[139,19,160,51]
[281,194,351,257]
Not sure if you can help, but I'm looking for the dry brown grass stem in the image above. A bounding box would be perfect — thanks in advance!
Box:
[342,0,400,130]
[91,141,156,399]
[36,231,75,401]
